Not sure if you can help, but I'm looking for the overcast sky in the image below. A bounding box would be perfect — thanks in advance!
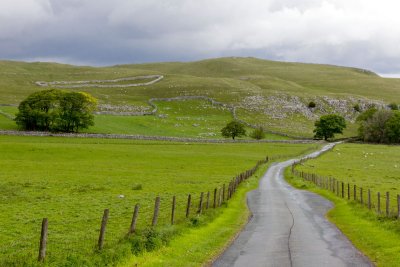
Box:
[1,0,400,75]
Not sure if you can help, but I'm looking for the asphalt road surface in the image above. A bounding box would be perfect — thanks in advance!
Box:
[213,143,373,267]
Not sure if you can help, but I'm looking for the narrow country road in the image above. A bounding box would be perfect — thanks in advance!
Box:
[213,143,373,267]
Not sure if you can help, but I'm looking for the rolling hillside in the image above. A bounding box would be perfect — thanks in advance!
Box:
[1,57,399,138]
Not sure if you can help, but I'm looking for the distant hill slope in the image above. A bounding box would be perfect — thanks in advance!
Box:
[0,57,399,137]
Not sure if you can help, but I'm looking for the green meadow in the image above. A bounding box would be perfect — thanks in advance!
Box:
[0,101,287,140]
[1,57,400,137]
[0,135,318,266]
[295,143,400,210]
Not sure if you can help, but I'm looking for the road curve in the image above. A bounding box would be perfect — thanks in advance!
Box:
[213,143,373,267]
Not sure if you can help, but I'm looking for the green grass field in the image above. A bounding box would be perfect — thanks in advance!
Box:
[1,57,400,137]
[289,143,400,266]
[0,101,288,140]
[295,143,400,210]
[0,135,318,266]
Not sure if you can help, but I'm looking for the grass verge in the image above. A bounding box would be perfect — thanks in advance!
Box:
[286,168,400,267]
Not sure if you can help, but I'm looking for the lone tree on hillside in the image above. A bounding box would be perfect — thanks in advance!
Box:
[15,89,97,133]
[221,121,246,140]
[313,114,346,140]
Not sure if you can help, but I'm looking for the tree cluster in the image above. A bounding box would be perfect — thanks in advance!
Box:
[357,108,400,143]
[15,89,97,133]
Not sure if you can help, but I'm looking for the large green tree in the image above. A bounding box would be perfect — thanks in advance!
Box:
[313,114,346,140]
[57,92,97,132]
[221,121,246,140]
[15,89,97,133]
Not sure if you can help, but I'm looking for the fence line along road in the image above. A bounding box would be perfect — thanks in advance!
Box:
[34,155,272,262]
[292,161,400,219]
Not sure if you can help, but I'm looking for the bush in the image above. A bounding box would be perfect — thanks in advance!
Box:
[353,104,361,112]
[129,226,179,255]
[357,109,400,143]
[308,101,316,108]
[361,110,392,143]
[250,127,265,140]
[388,103,399,110]
[132,184,143,190]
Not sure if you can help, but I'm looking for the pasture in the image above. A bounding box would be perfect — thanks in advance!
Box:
[0,135,318,266]
[295,143,400,210]
[0,100,288,140]
[1,57,400,137]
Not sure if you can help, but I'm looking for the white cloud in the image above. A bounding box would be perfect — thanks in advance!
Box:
[0,0,400,73]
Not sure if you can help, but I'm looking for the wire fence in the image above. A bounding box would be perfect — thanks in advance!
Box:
[36,155,274,262]
[291,161,400,220]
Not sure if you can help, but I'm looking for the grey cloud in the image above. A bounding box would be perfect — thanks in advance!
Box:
[0,0,400,74]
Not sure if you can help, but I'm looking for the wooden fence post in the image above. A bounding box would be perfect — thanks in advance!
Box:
[129,204,140,234]
[171,196,176,225]
[98,209,109,250]
[336,181,339,196]
[222,184,226,202]
[341,182,344,198]
[38,218,48,262]
[186,194,191,218]
[198,192,204,214]
[386,192,390,217]
[354,185,357,201]
[152,196,160,227]
[377,192,381,214]
[347,183,350,200]
[360,188,363,205]
[218,187,222,207]
[329,177,331,191]
[213,188,217,208]
[368,189,371,210]
[397,194,400,220]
